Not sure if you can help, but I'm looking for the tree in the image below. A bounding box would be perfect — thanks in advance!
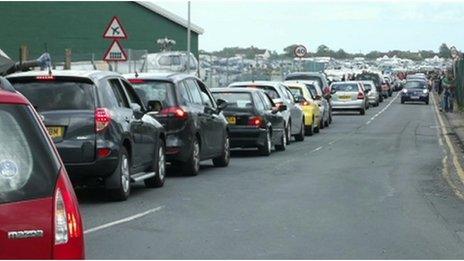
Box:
[439,43,451,58]
[316,45,331,56]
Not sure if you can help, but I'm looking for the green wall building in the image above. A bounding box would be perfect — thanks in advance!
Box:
[0,1,203,62]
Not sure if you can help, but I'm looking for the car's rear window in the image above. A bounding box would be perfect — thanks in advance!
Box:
[212,92,254,109]
[332,84,359,92]
[0,104,59,204]
[10,79,95,112]
[288,87,303,97]
[404,81,426,89]
[130,80,175,108]
[232,85,280,99]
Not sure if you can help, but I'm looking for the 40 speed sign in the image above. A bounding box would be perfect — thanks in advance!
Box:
[294,45,307,58]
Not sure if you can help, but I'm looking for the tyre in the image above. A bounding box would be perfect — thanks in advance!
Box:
[375,101,379,107]
[324,119,329,127]
[294,120,305,141]
[401,99,405,104]
[425,100,429,105]
[329,113,332,124]
[258,130,272,156]
[285,122,291,145]
[379,96,384,102]
[319,119,325,129]
[275,131,286,151]
[306,117,314,136]
[314,124,320,133]
[182,137,200,176]
[145,140,166,188]
[213,135,231,166]
[107,147,131,201]
[360,108,365,115]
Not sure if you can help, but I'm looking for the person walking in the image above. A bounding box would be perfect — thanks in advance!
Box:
[442,71,456,112]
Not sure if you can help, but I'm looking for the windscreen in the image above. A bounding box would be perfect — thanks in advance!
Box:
[288,87,303,97]
[232,85,280,99]
[404,81,427,89]
[11,79,95,112]
[332,83,359,92]
[0,104,59,204]
[131,81,175,108]
[212,92,254,109]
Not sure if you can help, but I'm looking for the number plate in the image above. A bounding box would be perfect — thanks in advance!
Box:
[226,116,236,125]
[339,95,351,100]
[411,96,420,100]
[47,127,64,139]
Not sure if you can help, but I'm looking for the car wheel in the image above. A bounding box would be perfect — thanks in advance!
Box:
[182,137,200,176]
[306,117,314,136]
[294,120,305,141]
[425,100,429,105]
[401,99,405,104]
[258,130,272,156]
[145,140,166,188]
[319,118,325,129]
[213,135,231,166]
[275,131,286,151]
[108,147,131,201]
[329,113,332,124]
[360,108,366,115]
[285,122,291,145]
[324,118,329,127]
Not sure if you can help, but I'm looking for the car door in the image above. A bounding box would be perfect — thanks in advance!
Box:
[196,79,225,156]
[107,78,143,169]
[183,78,211,158]
[120,79,156,169]
[281,84,302,134]
[258,92,284,144]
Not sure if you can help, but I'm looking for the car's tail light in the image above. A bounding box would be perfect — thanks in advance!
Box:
[160,106,188,120]
[248,116,264,128]
[97,148,112,158]
[128,79,145,84]
[53,169,85,259]
[357,92,364,99]
[95,108,111,132]
[36,75,55,81]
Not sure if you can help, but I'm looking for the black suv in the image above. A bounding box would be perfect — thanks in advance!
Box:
[7,70,166,201]
[124,73,230,176]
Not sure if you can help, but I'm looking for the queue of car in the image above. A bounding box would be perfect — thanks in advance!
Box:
[0,68,408,259]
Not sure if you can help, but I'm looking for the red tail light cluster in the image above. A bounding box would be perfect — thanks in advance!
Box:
[53,169,85,259]
[128,79,145,84]
[95,108,112,132]
[248,116,265,128]
[160,106,188,120]
[357,92,365,100]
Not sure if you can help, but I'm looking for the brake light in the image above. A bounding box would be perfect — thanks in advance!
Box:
[53,169,85,259]
[160,106,188,120]
[36,75,55,80]
[357,92,364,99]
[248,116,264,127]
[128,79,145,84]
[95,108,111,132]
[97,148,112,158]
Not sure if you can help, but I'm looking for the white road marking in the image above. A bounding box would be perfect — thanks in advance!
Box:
[311,146,323,152]
[365,93,400,126]
[84,206,164,235]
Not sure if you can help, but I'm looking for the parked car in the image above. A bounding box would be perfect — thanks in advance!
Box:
[7,71,166,201]
[284,72,333,124]
[284,82,321,135]
[0,77,84,259]
[401,80,430,105]
[124,72,230,176]
[228,81,305,143]
[354,72,384,102]
[383,76,394,97]
[330,81,368,115]
[361,80,380,107]
[211,88,287,155]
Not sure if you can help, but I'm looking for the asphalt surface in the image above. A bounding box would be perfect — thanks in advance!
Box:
[79,93,464,259]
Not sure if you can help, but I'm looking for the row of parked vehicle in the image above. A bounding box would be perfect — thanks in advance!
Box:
[0,68,401,259]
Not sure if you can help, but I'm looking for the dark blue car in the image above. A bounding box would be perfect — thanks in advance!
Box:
[401,80,429,105]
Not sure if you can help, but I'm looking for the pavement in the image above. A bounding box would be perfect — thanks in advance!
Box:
[79,92,464,259]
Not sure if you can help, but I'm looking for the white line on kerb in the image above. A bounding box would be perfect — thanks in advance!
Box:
[84,206,164,235]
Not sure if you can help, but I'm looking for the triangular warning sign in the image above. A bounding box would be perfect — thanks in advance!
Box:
[103,16,128,39]
[103,40,127,61]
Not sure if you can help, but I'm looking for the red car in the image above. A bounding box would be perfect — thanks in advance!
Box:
[0,77,84,259]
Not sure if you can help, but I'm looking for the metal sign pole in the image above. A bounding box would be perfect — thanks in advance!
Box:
[186,1,191,73]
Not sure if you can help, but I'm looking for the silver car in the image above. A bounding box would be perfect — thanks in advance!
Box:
[331,81,368,115]
[361,80,380,107]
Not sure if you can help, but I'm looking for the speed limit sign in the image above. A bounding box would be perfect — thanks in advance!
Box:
[294,45,307,58]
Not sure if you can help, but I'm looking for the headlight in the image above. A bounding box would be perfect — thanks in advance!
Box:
[402,89,408,93]
[423,89,428,94]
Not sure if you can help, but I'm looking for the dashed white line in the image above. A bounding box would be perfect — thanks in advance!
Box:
[311,146,323,152]
[84,206,164,235]
[365,92,400,125]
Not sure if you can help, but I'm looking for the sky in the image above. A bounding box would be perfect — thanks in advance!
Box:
[156,0,464,54]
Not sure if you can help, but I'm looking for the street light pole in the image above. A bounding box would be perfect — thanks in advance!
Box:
[186,1,191,73]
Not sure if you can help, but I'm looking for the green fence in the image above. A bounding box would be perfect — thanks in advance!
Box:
[455,60,464,108]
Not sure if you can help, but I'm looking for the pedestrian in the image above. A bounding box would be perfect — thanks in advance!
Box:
[441,70,456,112]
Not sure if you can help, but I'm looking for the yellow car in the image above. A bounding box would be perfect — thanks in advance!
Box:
[285,82,321,135]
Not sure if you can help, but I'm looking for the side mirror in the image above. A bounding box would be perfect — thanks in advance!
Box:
[147,100,163,112]
[295,96,306,103]
[130,103,144,119]
[278,104,288,111]
[315,95,322,100]
[216,98,228,111]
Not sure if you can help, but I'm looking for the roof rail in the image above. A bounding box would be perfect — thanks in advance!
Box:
[0,77,16,92]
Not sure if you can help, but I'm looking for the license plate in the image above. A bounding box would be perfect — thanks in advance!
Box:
[411,96,419,99]
[47,126,64,139]
[226,116,236,125]
[339,95,351,100]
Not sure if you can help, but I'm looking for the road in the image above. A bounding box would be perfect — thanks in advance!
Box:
[79,93,464,259]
